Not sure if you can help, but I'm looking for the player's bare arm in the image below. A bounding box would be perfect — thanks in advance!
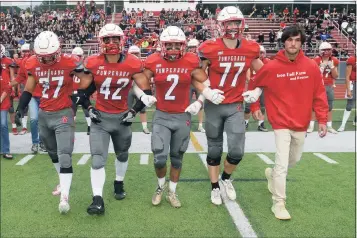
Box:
[23,74,37,94]
[200,59,210,71]
[251,58,264,73]
[0,91,7,103]
[132,71,151,90]
[191,68,208,92]
[74,71,93,89]
[345,65,352,97]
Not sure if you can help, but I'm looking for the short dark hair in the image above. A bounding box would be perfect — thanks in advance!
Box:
[281,25,306,44]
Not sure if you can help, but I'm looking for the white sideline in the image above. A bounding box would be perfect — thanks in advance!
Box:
[313,153,338,164]
[16,155,35,165]
[77,154,91,165]
[140,154,149,165]
[198,154,258,238]
[257,154,274,165]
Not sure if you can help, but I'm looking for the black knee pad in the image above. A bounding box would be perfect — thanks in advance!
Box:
[60,166,73,173]
[116,151,129,162]
[226,154,243,166]
[91,155,105,169]
[206,156,221,166]
[244,106,251,114]
[154,155,167,169]
[170,155,183,169]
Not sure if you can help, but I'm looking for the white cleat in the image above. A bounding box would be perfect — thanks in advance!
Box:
[221,179,236,200]
[211,188,222,205]
[198,126,206,133]
[52,184,61,196]
[337,126,345,132]
[307,125,314,133]
[58,195,70,214]
[328,127,338,134]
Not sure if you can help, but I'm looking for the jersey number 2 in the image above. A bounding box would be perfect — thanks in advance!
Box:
[165,74,179,100]
[100,77,130,100]
[219,62,245,87]
[39,76,64,99]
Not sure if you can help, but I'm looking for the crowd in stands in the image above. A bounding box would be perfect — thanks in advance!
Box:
[0,0,106,55]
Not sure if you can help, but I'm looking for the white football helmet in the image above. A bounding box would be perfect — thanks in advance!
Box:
[34,31,61,66]
[187,38,199,53]
[98,23,125,55]
[21,43,31,58]
[160,26,187,61]
[128,45,141,58]
[217,6,245,40]
[0,44,5,58]
[72,47,84,56]
[319,42,332,58]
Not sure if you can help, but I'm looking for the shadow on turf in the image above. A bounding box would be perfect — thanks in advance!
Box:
[179,178,296,182]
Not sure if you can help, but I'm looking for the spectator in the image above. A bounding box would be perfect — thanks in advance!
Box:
[269,29,275,48]
[277,28,283,49]
[258,31,264,43]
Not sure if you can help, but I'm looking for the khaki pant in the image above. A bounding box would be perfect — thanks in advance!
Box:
[272,129,306,202]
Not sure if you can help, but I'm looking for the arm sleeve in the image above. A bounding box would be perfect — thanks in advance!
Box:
[312,65,328,125]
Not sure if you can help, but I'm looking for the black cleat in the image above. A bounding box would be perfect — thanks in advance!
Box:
[87,196,105,215]
[114,181,126,200]
[87,126,90,135]
[245,122,249,130]
[39,142,47,152]
[258,122,268,132]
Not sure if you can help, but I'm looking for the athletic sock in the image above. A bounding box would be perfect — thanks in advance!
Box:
[221,171,231,181]
[91,167,105,197]
[158,177,166,188]
[169,181,177,193]
[115,159,128,181]
[211,182,220,190]
[341,110,351,127]
[85,117,91,127]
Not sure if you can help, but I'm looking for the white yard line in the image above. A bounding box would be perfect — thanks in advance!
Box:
[140,154,149,165]
[257,154,274,165]
[16,155,35,165]
[313,153,338,164]
[198,154,257,238]
[77,154,91,165]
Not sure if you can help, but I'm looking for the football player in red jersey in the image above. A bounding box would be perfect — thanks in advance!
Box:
[126,45,150,134]
[0,49,13,159]
[10,44,47,154]
[144,26,224,208]
[198,6,264,205]
[77,23,157,215]
[0,44,18,135]
[15,31,85,214]
[338,52,356,131]
[70,47,92,135]
[244,45,269,132]
[308,42,339,134]
[187,38,206,133]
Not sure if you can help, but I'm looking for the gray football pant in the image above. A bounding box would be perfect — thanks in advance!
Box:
[151,110,191,169]
[204,101,245,164]
[90,111,132,169]
[38,108,75,169]
[346,81,356,111]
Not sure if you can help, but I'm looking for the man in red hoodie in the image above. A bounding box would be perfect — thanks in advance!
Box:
[242,25,328,220]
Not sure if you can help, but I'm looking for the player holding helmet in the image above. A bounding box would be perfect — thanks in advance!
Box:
[198,6,264,205]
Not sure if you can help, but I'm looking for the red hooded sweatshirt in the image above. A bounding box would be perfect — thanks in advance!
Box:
[249,50,328,131]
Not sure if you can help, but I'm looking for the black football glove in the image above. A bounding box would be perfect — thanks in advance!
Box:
[119,109,136,126]
[88,107,101,124]
[15,110,23,127]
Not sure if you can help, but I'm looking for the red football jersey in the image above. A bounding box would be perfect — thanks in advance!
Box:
[84,54,143,113]
[0,74,11,110]
[198,38,260,104]
[25,54,81,111]
[1,57,13,82]
[313,56,339,86]
[346,56,356,82]
[145,52,200,113]
[15,57,42,97]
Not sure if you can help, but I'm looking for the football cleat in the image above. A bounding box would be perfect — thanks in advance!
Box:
[166,191,181,208]
[31,144,38,154]
[328,127,338,134]
[39,142,47,152]
[19,128,28,135]
[58,195,70,214]
[114,181,126,200]
[337,126,345,132]
[211,188,222,205]
[221,179,236,200]
[87,196,105,215]
[198,126,206,133]
[271,201,291,220]
[245,121,249,130]
[152,183,166,206]
[307,125,314,133]
[87,126,90,135]
[12,128,18,135]
[143,128,150,134]
[258,122,268,132]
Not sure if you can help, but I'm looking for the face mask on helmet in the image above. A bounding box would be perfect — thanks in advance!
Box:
[161,42,186,61]
[22,50,31,58]
[187,46,197,53]
[100,36,123,55]
[320,48,332,58]
[36,52,60,66]
[220,20,244,40]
